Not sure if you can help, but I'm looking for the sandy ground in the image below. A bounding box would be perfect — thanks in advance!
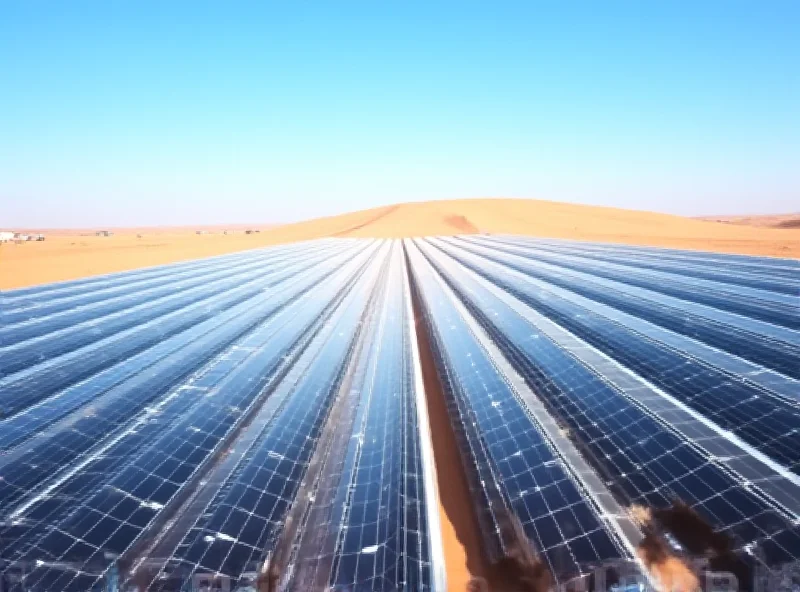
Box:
[411,284,490,591]
[3,199,798,290]
[0,230,284,290]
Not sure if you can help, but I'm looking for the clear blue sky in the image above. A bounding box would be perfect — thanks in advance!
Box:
[1,1,798,227]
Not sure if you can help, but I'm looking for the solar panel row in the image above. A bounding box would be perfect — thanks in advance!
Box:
[428,239,800,474]
[525,237,800,295]
[415,239,800,569]
[0,240,340,348]
[276,243,439,592]
[406,241,641,588]
[444,238,800,379]
[0,235,798,591]
[1,239,346,304]
[462,237,798,330]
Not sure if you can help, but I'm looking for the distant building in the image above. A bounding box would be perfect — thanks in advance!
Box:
[245,229,261,234]
[96,230,114,237]
[13,233,30,241]
[196,230,208,235]
[0,231,14,242]
[35,233,46,241]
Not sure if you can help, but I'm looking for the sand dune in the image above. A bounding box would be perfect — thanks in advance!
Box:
[2,198,798,289]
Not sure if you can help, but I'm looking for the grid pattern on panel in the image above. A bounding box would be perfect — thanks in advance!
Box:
[419,243,800,568]
[0,244,356,466]
[410,244,627,585]
[446,238,800,380]
[0,244,366,474]
[0,275,317,524]
[495,236,800,296]
[461,236,799,330]
[145,264,377,590]
[462,240,800,403]
[9,332,322,591]
[277,307,383,592]
[328,247,432,592]
[2,248,375,592]
[0,244,316,351]
[433,240,800,476]
[1,239,332,309]
[491,235,800,286]
[464,268,800,521]
[0,246,351,418]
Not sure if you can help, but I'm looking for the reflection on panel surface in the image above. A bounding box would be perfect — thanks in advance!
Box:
[0,236,798,590]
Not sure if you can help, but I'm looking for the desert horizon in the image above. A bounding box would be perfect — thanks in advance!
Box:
[2,197,798,291]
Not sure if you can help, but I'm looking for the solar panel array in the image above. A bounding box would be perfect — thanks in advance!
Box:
[0,234,798,591]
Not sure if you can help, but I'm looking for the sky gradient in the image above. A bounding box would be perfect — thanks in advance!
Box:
[1,1,799,227]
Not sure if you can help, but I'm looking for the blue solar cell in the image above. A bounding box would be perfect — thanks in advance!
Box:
[0,245,367,421]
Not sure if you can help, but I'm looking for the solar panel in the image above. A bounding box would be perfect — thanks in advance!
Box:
[406,240,639,587]
[429,238,800,471]
[1,237,344,305]
[1,233,798,591]
[1,241,333,328]
[0,243,369,426]
[459,236,798,330]
[499,236,800,296]
[0,240,345,348]
[134,244,391,590]
[531,237,800,278]
[0,244,357,387]
[280,243,441,591]
[0,247,376,506]
[3,243,385,591]
[440,238,800,379]
[415,238,800,569]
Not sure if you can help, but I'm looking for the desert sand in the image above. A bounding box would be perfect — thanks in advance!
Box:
[2,198,798,291]
[411,285,490,592]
